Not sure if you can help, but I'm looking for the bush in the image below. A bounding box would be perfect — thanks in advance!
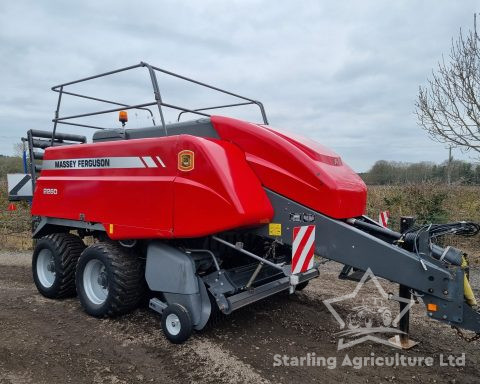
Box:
[367,183,480,261]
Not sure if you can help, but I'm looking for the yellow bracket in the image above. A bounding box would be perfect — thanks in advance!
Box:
[462,256,477,307]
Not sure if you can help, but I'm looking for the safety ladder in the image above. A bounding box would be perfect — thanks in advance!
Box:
[26,129,87,188]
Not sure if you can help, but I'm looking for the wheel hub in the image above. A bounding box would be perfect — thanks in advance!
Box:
[83,259,109,305]
[165,313,181,336]
[47,260,55,272]
[36,249,56,288]
[97,272,107,289]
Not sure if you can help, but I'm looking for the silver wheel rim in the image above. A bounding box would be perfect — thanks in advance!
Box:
[83,259,109,305]
[166,313,181,336]
[36,249,56,288]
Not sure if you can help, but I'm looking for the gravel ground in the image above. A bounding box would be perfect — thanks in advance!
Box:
[0,250,479,384]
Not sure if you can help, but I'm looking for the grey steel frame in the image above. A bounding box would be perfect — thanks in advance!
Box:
[254,189,480,333]
[50,62,269,144]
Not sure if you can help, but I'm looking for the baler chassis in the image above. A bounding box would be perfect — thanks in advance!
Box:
[7,62,480,345]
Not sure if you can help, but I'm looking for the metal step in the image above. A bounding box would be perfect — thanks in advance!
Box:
[226,268,319,312]
[224,262,284,291]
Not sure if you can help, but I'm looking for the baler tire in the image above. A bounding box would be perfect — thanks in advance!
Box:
[32,233,85,299]
[161,304,193,344]
[295,281,309,291]
[76,242,144,318]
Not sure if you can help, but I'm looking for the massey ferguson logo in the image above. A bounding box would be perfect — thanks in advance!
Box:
[54,158,110,168]
[43,188,58,195]
[178,150,194,171]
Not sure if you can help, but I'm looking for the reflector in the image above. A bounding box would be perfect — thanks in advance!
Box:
[7,203,17,211]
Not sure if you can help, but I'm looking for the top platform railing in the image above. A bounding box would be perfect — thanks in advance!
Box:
[50,61,269,144]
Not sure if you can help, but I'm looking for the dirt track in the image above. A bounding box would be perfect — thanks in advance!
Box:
[1,251,479,384]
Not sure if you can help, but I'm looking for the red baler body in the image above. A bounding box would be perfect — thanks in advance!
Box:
[31,116,367,239]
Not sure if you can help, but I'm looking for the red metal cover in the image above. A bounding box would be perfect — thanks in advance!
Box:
[32,116,366,239]
[211,116,367,219]
[32,134,274,239]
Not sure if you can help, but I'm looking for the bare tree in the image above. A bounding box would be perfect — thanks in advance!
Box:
[12,142,24,158]
[416,14,480,156]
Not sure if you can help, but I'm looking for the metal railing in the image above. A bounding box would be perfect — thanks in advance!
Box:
[50,61,269,144]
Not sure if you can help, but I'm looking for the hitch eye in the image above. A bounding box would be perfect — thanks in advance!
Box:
[427,303,438,312]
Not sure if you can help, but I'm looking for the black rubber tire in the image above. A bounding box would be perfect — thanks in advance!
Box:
[32,233,85,299]
[161,304,193,344]
[76,242,144,318]
[295,281,310,291]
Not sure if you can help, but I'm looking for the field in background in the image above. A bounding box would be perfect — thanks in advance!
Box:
[1,182,480,259]
[0,181,31,250]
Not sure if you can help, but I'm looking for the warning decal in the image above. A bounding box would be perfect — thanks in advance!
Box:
[292,225,315,274]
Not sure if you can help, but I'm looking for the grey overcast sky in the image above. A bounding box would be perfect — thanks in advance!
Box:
[0,1,478,171]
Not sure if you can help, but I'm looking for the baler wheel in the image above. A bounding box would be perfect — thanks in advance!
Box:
[295,281,310,291]
[76,242,144,318]
[32,233,85,299]
[161,303,193,344]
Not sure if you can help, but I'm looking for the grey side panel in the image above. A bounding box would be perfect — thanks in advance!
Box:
[91,129,125,142]
[146,242,211,329]
[146,242,199,294]
[92,118,218,142]
[164,277,211,330]
[126,118,218,140]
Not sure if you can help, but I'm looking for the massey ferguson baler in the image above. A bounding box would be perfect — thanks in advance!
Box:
[7,62,480,344]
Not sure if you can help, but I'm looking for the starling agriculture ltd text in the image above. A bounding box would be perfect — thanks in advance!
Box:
[273,353,466,370]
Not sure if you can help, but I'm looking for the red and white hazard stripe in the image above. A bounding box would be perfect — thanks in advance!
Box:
[379,210,390,228]
[292,225,315,274]
[141,156,166,168]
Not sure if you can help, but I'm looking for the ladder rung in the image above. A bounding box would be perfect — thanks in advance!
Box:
[30,138,70,149]
[33,151,44,160]
[29,129,86,143]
